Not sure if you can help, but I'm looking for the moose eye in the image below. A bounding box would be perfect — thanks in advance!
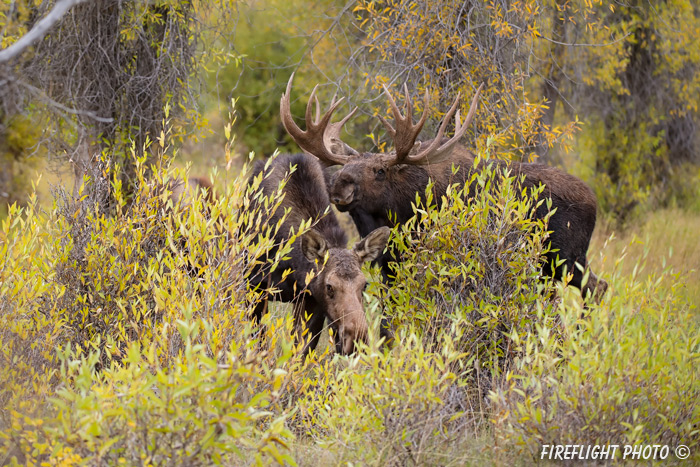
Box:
[326,284,335,298]
[375,168,386,180]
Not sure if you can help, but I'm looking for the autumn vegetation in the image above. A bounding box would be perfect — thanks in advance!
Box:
[1,1,699,465]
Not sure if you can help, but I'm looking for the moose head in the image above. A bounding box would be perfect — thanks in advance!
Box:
[280,74,483,220]
[301,226,390,354]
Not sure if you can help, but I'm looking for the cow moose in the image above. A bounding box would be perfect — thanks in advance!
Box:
[247,152,390,355]
[280,76,608,304]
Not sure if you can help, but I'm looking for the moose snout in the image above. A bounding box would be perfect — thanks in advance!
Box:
[332,193,353,206]
[339,319,368,355]
[330,181,356,207]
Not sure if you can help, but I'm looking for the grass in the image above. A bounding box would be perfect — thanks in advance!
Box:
[590,207,700,314]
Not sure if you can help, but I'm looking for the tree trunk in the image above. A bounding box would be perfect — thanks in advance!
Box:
[534,0,567,165]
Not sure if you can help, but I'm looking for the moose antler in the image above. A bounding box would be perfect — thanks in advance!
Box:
[378,83,429,163]
[381,83,484,166]
[280,74,359,167]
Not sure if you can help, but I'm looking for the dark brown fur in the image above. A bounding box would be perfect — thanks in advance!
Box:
[329,143,608,303]
[248,153,390,354]
[169,176,217,207]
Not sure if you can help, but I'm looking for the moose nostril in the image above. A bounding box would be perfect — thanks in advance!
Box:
[340,324,368,355]
[344,334,355,355]
[332,196,340,204]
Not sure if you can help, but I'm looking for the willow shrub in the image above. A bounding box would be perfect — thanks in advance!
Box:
[386,161,559,377]
[293,330,474,465]
[491,255,700,462]
[0,144,309,464]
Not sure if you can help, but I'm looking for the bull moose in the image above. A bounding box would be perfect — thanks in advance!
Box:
[280,76,608,303]
[247,152,390,355]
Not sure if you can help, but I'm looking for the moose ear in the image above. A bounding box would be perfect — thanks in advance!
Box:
[302,229,328,263]
[353,226,390,263]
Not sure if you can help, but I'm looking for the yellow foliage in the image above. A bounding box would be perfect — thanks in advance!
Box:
[353,0,601,162]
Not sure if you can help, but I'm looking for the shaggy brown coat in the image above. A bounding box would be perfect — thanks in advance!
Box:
[248,153,389,354]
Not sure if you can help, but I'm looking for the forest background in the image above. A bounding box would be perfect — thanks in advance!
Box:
[1,0,699,464]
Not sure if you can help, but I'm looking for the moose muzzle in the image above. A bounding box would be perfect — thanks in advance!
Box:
[334,301,369,355]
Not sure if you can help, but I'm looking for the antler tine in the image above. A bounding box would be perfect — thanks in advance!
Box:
[280,73,359,166]
[382,84,404,120]
[459,82,484,133]
[378,115,396,137]
[307,85,320,125]
[377,84,398,136]
[415,89,430,135]
[380,83,430,164]
[314,94,321,123]
[439,93,462,137]
[280,73,306,141]
[403,84,413,120]
[319,95,345,127]
[325,106,360,157]
[331,105,358,131]
[403,83,484,165]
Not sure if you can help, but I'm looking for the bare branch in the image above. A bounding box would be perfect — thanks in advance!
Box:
[13,76,113,123]
[538,31,632,48]
[0,0,86,64]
